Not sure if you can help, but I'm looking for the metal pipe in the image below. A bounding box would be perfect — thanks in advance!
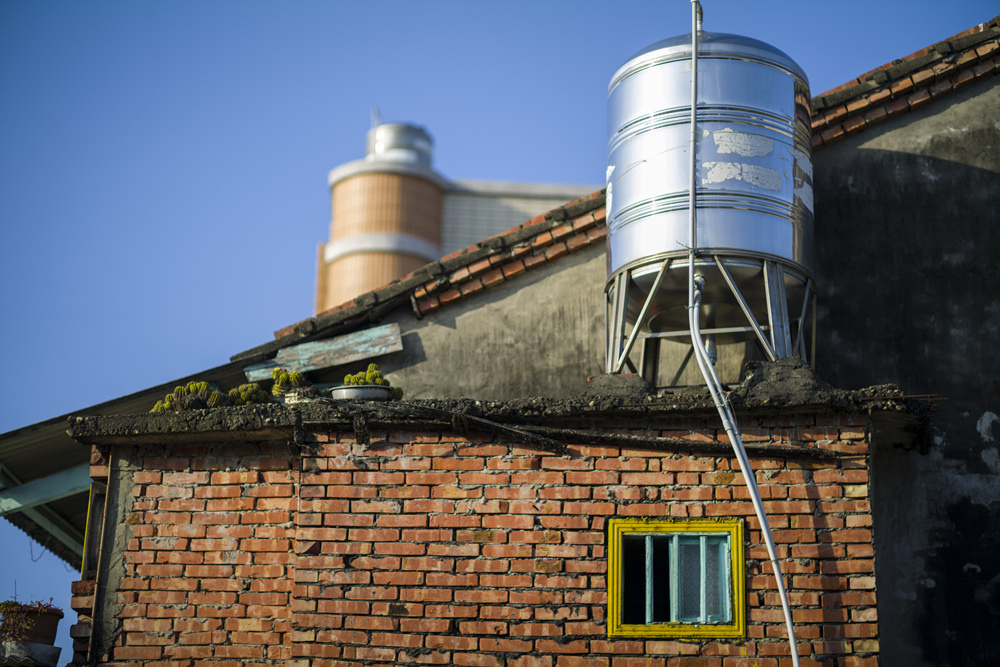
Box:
[687,0,700,325]
[689,279,800,665]
[686,3,798,662]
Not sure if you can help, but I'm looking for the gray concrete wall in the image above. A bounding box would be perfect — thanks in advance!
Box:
[813,78,1000,665]
[377,245,608,399]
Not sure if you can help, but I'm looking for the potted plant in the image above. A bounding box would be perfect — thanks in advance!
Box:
[270,367,319,404]
[0,598,63,645]
[327,363,402,401]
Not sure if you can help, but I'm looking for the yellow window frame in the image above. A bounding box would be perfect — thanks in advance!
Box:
[607,517,745,638]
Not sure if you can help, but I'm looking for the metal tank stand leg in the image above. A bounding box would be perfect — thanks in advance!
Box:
[713,257,777,362]
[764,260,793,358]
[792,279,813,364]
[613,258,671,374]
[606,272,629,374]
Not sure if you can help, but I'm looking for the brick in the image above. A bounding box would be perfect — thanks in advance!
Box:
[509,622,562,637]
[565,471,618,485]
[162,471,209,485]
[501,259,528,279]
[204,498,253,512]
[536,639,589,654]
[115,646,164,660]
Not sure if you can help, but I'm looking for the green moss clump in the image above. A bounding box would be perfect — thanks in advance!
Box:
[271,367,312,396]
[151,380,230,412]
[228,383,271,406]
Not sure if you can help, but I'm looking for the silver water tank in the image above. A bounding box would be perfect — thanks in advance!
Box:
[366,123,434,166]
[606,32,813,339]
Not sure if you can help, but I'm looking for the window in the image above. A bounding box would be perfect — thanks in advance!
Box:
[607,517,745,638]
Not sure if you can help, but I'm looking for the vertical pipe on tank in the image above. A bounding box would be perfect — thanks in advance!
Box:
[684,3,800,664]
[687,0,699,321]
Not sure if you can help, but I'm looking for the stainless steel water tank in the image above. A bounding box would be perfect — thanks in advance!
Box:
[366,123,434,166]
[606,32,813,337]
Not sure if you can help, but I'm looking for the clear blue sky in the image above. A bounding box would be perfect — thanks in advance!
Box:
[0,0,995,662]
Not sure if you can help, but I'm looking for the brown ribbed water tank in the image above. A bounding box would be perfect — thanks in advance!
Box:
[316,123,446,313]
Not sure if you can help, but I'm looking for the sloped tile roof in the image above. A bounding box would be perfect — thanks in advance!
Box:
[811,15,999,149]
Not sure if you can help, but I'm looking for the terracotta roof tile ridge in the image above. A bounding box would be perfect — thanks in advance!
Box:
[810,15,999,150]
[231,190,605,362]
[816,17,998,102]
[412,196,607,319]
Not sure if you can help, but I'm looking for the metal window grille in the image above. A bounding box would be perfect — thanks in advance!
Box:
[621,533,731,625]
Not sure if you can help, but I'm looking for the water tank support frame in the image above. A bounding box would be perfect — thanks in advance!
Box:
[792,278,815,363]
[606,252,816,382]
[714,256,778,362]
[764,260,793,357]
[609,258,672,374]
[605,272,631,373]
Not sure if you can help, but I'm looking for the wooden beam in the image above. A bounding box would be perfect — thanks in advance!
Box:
[244,323,403,381]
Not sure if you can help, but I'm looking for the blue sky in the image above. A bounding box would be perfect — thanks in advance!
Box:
[0,0,996,662]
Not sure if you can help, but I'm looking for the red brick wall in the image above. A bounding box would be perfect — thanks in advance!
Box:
[74,412,877,666]
[77,442,299,665]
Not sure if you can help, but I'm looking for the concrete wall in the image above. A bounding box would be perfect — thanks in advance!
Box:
[812,77,1000,665]
[358,242,755,398]
[374,245,608,400]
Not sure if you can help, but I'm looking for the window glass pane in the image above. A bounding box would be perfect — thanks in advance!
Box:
[622,536,646,624]
[651,536,672,623]
[705,536,727,620]
[677,537,702,620]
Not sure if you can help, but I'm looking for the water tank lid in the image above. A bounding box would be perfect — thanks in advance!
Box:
[610,32,808,90]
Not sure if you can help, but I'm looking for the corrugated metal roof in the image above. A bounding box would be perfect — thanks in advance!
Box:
[0,360,248,566]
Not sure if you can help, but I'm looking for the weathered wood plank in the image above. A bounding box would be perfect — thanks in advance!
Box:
[243,323,403,381]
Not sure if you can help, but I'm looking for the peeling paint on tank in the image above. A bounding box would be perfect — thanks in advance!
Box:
[742,164,782,190]
[702,162,782,191]
[703,161,742,184]
[711,128,774,157]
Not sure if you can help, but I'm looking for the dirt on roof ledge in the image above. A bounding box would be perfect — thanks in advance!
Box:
[67,359,919,449]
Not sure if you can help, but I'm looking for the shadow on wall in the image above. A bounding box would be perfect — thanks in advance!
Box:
[921,496,1000,665]
[814,145,1000,665]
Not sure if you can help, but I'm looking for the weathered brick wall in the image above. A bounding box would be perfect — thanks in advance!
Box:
[78,442,299,665]
[291,412,876,667]
[73,412,877,666]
